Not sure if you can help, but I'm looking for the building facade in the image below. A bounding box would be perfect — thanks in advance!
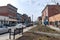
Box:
[42,5,48,25]
[16,13,22,23]
[22,14,31,24]
[42,4,60,25]
[0,4,17,27]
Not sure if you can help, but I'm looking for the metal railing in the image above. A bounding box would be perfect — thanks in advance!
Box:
[8,27,23,40]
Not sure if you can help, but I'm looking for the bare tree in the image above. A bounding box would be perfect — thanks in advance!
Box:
[51,0,59,5]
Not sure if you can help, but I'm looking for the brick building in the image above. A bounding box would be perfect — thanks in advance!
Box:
[0,4,17,27]
[42,3,60,25]
[16,13,22,23]
[22,14,31,24]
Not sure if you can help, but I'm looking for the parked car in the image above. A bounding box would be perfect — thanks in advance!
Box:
[15,23,23,28]
[30,23,33,26]
[4,24,11,27]
[8,23,24,33]
[25,23,33,27]
[22,23,26,28]
[0,25,8,34]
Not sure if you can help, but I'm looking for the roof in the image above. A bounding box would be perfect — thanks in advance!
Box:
[42,4,60,17]
[42,4,60,13]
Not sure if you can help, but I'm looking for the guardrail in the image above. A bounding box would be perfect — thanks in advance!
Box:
[8,27,23,40]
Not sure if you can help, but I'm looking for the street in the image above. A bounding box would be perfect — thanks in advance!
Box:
[0,25,36,40]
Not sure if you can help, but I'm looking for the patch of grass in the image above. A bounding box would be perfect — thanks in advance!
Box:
[30,24,59,34]
[18,32,60,40]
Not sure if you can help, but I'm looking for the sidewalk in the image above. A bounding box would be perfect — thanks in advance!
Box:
[0,25,37,40]
[47,25,60,32]
[32,31,60,38]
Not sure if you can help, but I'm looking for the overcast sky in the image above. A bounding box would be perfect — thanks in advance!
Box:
[0,0,60,21]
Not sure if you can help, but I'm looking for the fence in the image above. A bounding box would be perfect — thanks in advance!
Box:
[8,27,23,40]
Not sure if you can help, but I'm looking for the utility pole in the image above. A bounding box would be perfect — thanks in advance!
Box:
[32,15,33,22]
[32,15,33,25]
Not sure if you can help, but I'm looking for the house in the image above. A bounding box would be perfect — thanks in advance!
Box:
[42,3,60,25]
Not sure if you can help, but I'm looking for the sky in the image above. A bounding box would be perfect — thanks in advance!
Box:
[0,0,60,21]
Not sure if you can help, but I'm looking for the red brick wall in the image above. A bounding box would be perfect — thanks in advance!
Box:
[42,5,60,23]
[0,6,9,16]
[0,6,17,19]
[48,5,60,17]
[42,7,48,22]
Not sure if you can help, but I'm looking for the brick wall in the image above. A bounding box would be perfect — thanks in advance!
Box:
[42,7,48,23]
[42,5,60,23]
[0,4,17,19]
[48,5,60,17]
[49,13,60,22]
[0,6,8,16]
